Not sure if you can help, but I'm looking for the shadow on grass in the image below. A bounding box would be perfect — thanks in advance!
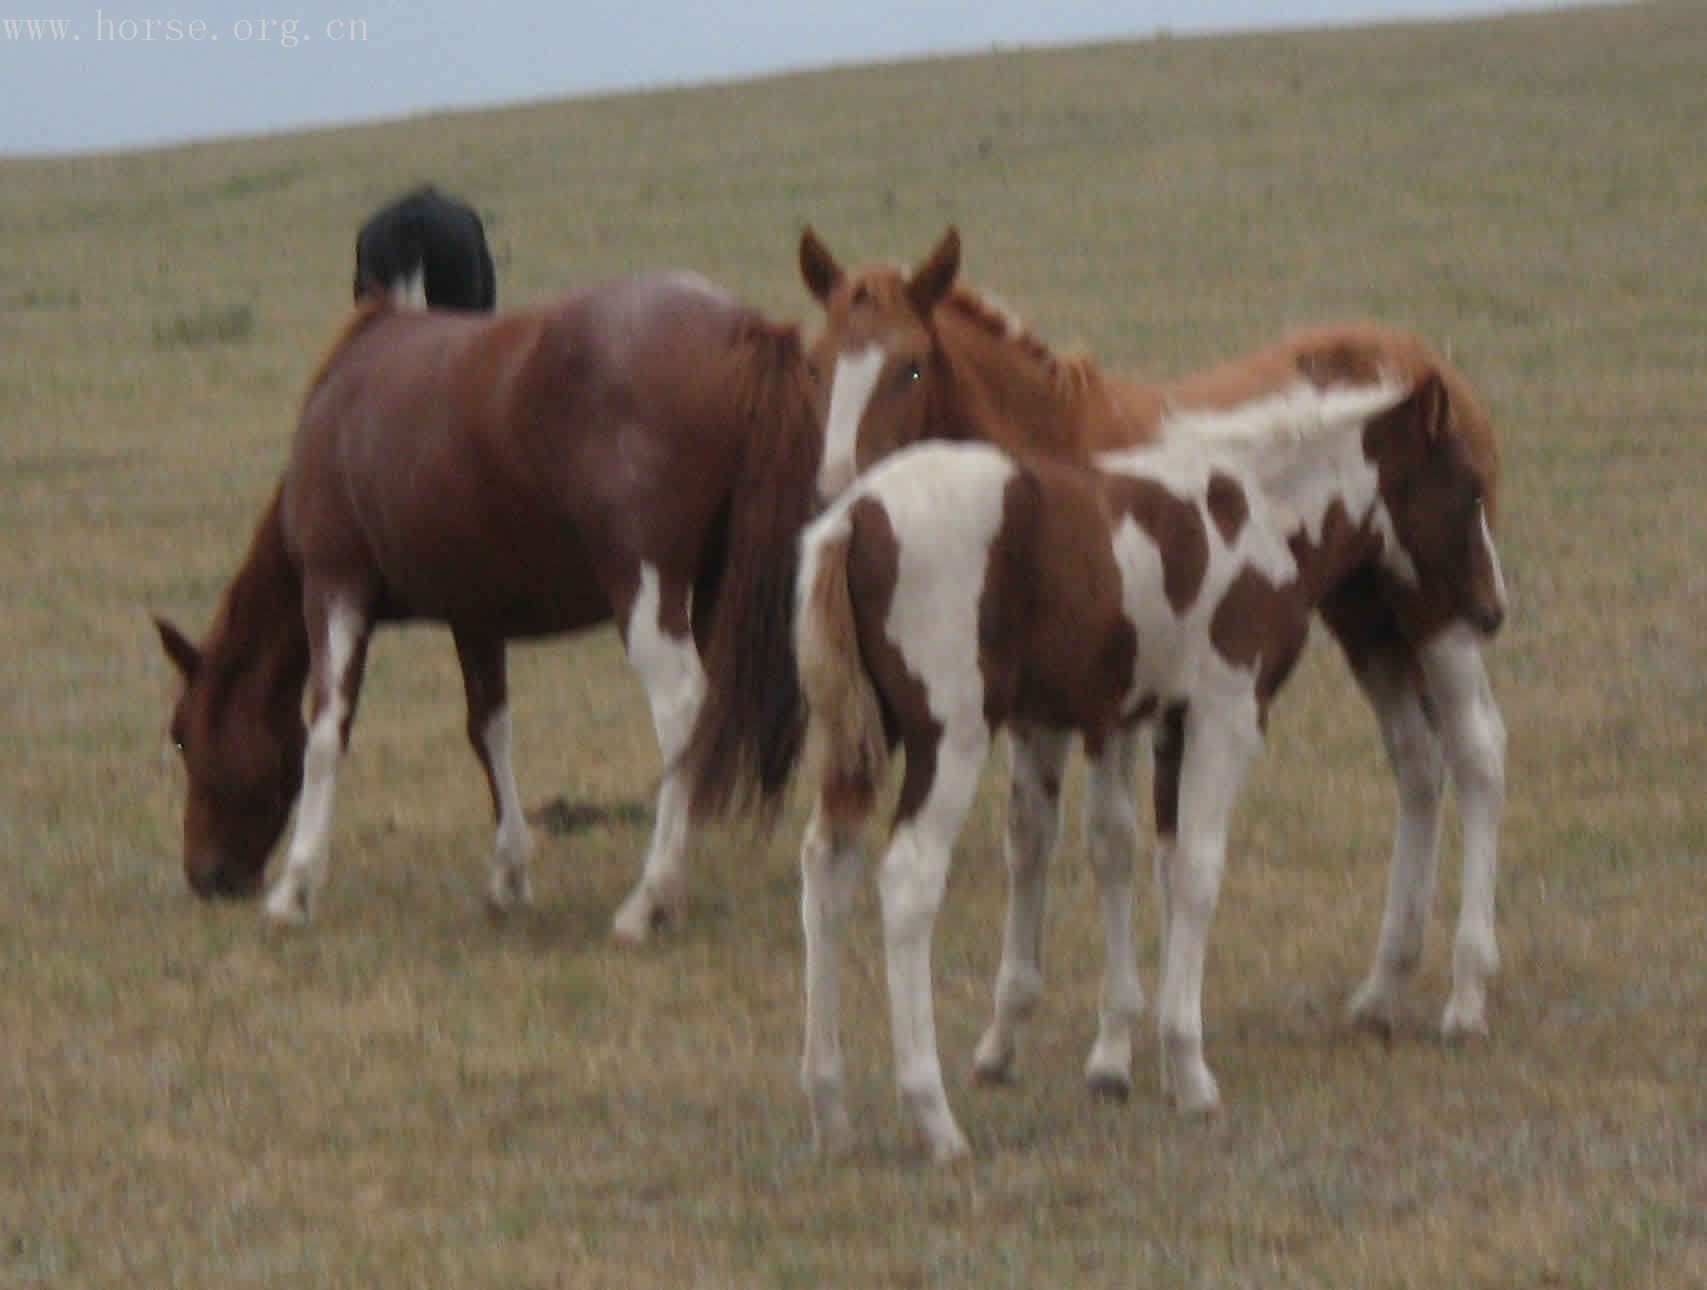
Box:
[527,795,652,836]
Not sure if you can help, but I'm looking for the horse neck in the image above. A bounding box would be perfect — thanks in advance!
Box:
[1198,411,1392,609]
[201,485,310,723]
[1095,371,1168,451]
[934,304,1103,461]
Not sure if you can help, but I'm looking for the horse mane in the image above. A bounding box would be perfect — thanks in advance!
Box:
[680,310,823,818]
[301,296,395,409]
[939,284,1104,399]
[189,481,311,734]
[921,283,1118,463]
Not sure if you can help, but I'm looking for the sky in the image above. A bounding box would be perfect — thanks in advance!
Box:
[3,1,1583,157]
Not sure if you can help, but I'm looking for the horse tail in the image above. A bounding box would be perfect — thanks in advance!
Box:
[681,319,822,819]
[795,511,887,823]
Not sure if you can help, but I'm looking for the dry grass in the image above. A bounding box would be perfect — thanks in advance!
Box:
[5,3,1706,1286]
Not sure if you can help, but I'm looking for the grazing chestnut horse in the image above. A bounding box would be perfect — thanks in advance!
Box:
[780,227,1508,1046]
[155,275,818,935]
[793,376,1506,1160]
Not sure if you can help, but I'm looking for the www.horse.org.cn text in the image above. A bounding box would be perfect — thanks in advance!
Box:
[1,11,369,48]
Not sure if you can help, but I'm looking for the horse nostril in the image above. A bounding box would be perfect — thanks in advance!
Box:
[1478,605,1506,638]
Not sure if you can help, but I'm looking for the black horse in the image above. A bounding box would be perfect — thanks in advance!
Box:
[352,185,496,311]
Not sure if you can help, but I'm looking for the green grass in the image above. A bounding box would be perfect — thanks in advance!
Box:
[4,2,1706,1286]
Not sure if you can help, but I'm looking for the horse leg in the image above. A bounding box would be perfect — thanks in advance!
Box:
[1150,704,1185,1098]
[610,564,707,944]
[453,630,533,913]
[265,595,372,924]
[972,724,1070,1086]
[881,724,988,1163]
[1082,728,1146,1100]
[1419,625,1507,1040]
[1155,701,1258,1115]
[1345,647,1447,1033]
[799,796,866,1156]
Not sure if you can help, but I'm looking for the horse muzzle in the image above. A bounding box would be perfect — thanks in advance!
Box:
[1469,602,1505,639]
[185,851,267,900]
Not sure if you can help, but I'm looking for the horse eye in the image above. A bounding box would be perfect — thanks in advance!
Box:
[904,361,921,383]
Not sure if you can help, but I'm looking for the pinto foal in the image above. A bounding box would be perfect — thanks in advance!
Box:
[793,375,1505,1161]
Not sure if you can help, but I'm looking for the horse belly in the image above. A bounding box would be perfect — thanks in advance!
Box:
[368,503,613,637]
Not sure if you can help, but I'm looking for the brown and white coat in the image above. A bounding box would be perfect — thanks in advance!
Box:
[793,374,1505,1161]
[788,229,1511,1058]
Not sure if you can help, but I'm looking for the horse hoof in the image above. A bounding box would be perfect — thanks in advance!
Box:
[486,871,534,916]
[929,1131,973,1166]
[1441,996,1489,1044]
[1346,1002,1395,1044]
[610,895,662,945]
[1163,1060,1221,1118]
[970,1034,1016,1087]
[264,882,312,926]
[611,880,685,944]
[1085,1070,1132,1103]
[1346,977,1401,1037]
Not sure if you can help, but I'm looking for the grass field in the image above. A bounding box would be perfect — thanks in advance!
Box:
[4,2,1706,1285]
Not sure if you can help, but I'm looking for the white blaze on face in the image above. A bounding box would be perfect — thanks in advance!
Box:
[818,344,886,500]
[1478,503,1508,616]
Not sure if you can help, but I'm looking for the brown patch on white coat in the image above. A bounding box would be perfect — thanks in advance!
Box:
[791,375,1504,1161]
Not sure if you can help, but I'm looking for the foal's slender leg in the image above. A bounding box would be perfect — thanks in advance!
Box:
[972,724,1070,1085]
[453,630,534,913]
[1419,625,1507,1040]
[882,725,989,1163]
[1319,589,1451,1032]
[1155,702,1259,1114]
[799,797,866,1156]
[1082,729,1146,1100]
[1338,648,1447,1030]
[610,564,708,943]
[1346,649,1447,1032]
[265,595,372,925]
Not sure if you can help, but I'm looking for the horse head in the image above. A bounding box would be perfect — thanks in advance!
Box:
[156,615,306,898]
[799,226,962,501]
[1366,373,1508,641]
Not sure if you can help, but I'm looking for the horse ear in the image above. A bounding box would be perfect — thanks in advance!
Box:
[799,227,843,303]
[906,226,961,317]
[154,615,201,679]
[1412,370,1450,439]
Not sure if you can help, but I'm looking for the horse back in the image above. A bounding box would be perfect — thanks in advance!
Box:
[1105,322,1498,514]
[282,279,763,635]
